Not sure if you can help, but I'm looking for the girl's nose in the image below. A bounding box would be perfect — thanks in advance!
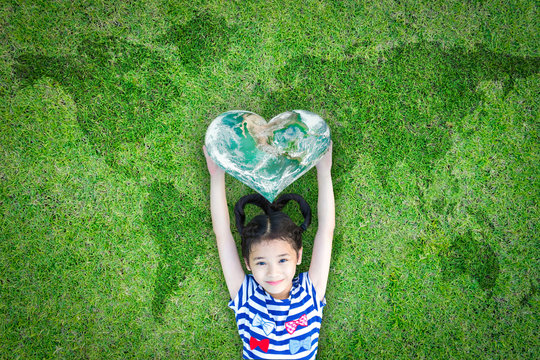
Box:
[268,263,279,276]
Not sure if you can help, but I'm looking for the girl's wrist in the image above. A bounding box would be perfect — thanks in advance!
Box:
[211,171,225,180]
[316,167,332,177]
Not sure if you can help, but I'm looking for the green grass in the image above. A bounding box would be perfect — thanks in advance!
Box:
[1,0,538,358]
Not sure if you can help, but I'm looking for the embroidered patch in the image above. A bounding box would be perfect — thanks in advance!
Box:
[285,314,308,334]
[250,337,269,352]
[290,336,311,354]
[252,313,276,336]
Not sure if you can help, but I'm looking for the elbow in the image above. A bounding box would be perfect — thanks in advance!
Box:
[318,224,335,238]
[326,218,336,233]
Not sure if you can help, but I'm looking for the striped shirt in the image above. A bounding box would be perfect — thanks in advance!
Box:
[228,272,326,359]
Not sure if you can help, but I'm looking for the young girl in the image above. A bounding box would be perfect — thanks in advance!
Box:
[203,143,334,359]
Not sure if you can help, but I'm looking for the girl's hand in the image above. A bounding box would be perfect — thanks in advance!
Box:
[316,141,333,172]
[203,146,225,177]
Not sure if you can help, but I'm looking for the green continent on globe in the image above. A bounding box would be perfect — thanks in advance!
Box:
[240,111,309,161]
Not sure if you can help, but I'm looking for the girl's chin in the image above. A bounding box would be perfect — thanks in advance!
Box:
[264,282,293,299]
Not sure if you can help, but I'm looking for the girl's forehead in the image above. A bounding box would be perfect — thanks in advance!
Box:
[250,238,296,255]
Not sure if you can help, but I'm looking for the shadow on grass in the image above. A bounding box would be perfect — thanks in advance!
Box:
[263,41,539,188]
[14,36,180,177]
[420,203,501,294]
[440,230,500,292]
[158,11,236,72]
[264,42,536,294]
[13,10,234,175]
[143,181,205,321]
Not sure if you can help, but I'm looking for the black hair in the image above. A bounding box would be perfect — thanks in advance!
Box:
[234,193,311,262]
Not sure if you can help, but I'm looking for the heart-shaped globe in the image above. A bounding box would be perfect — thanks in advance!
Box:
[205,110,331,201]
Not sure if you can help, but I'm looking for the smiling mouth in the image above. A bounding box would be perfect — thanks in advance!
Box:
[266,280,283,286]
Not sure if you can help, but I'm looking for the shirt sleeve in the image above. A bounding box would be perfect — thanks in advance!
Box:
[303,272,327,312]
[228,274,255,313]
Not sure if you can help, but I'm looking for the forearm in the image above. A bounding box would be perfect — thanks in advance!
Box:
[210,172,231,236]
[209,172,245,297]
[316,169,335,235]
[309,166,335,298]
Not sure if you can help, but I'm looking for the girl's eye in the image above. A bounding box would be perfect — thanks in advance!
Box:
[256,262,266,266]
[279,259,288,263]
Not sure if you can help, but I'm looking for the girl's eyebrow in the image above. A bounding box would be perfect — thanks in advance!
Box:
[253,254,290,260]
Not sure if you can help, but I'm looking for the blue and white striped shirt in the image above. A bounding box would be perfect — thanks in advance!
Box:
[228,272,326,359]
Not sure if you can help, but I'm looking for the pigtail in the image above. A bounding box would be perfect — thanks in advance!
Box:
[235,193,311,259]
[233,194,271,235]
[272,193,312,232]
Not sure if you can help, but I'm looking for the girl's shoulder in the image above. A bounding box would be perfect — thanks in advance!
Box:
[228,274,264,312]
[296,272,326,311]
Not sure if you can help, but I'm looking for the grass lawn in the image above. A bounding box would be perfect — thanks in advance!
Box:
[1,0,538,358]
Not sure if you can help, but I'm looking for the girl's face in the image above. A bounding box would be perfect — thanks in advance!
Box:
[245,239,302,300]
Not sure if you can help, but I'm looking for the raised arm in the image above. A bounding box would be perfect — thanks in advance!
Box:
[308,143,335,302]
[204,146,245,299]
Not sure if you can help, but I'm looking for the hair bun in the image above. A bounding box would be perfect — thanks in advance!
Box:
[272,193,312,232]
[233,194,271,234]
[234,193,312,235]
